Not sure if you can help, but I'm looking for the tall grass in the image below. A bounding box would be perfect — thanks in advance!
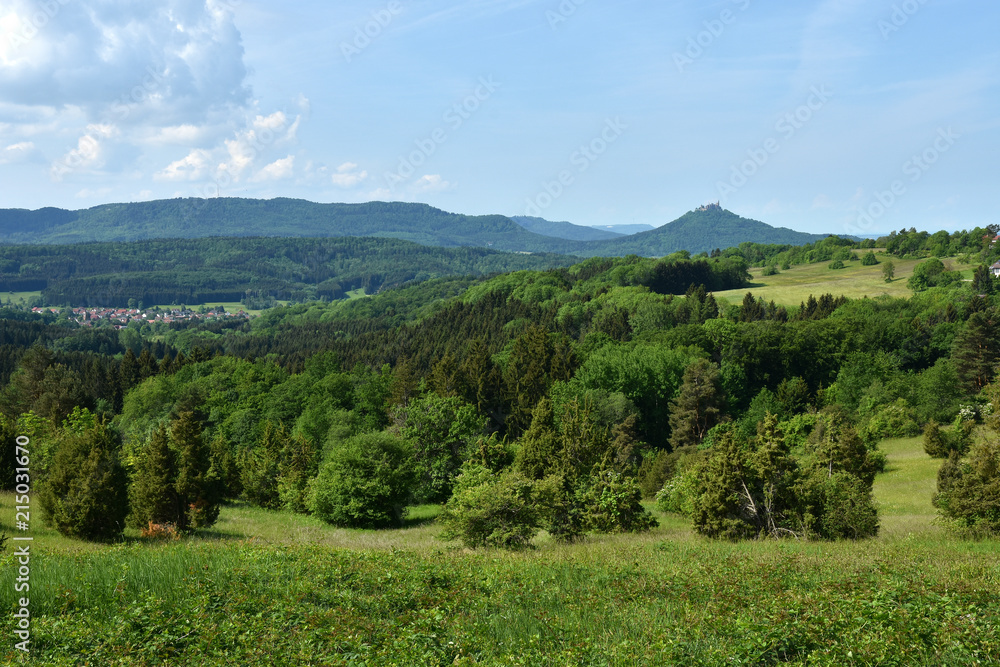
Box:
[1,436,998,664]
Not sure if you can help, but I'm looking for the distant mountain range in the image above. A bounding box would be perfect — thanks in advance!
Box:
[589,223,657,235]
[509,216,623,241]
[0,198,832,256]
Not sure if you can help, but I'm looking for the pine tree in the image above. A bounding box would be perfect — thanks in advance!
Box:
[503,325,554,435]
[239,420,284,509]
[129,423,179,530]
[129,412,222,532]
[952,310,1000,392]
[514,398,562,480]
[428,353,460,397]
[668,359,724,450]
[457,338,502,419]
[739,293,765,322]
[171,410,222,529]
[972,264,994,294]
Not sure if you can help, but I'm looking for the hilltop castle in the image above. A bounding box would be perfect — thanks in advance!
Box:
[696,202,722,212]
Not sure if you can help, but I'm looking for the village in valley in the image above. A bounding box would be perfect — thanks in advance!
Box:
[26,305,255,328]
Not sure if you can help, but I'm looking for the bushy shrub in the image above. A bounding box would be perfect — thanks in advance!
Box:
[801,471,880,540]
[692,414,880,541]
[39,419,129,542]
[438,465,545,549]
[828,260,845,270]
[577,469,657,533]
[655,465,699,516]
[861,252,879,266]
[934,440,1000,535]
[923,420,973,459]
[859,399,921,444]
[308,432,414,528]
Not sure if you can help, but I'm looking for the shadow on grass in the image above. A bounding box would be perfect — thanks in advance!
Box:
[401,512,439,530]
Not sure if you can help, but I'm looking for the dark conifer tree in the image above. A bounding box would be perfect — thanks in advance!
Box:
[668,359,725,450]
[128,423,179,530]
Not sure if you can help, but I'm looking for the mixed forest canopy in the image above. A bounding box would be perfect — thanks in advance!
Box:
[3,220,1000,548]
[0,236,576,308]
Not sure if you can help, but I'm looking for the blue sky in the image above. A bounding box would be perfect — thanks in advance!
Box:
[0,0,997,236]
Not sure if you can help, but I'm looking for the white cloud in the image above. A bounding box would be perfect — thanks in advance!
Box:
[145,124,213,146]
[253,112,287,132]
[331,162,368,188]
[412,174,454,193]
[154,111,302,185]
[154,148,212,182]
[75,187,113,199]
[0,140,39,163]
[252,155,295,182]
[50,123,121,180]
[367,187,394,201]
[0,0,249,124]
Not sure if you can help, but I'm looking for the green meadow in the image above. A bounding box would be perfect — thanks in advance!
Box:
[1,292,41,306]
[2,435,998,665]
[714,255,972,306]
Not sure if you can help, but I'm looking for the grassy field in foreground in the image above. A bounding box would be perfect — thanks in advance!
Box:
[1,436,998,665]
[714,255,972,306]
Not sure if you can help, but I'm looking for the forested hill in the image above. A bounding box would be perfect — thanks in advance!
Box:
[0,236,577,307]
[0,199,582,254]
[586,206,830,256]
[0,198,835,256]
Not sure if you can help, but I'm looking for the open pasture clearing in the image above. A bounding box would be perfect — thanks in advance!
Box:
[1,436,998,665]
[714,256,972,306]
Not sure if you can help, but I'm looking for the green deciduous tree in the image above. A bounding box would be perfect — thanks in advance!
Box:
[308,432,415,528]
[395,393,487,503]
[882,260,895,283]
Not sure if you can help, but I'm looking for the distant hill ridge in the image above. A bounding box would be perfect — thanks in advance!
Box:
[509,216,624,241]
[0,198,831,256]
